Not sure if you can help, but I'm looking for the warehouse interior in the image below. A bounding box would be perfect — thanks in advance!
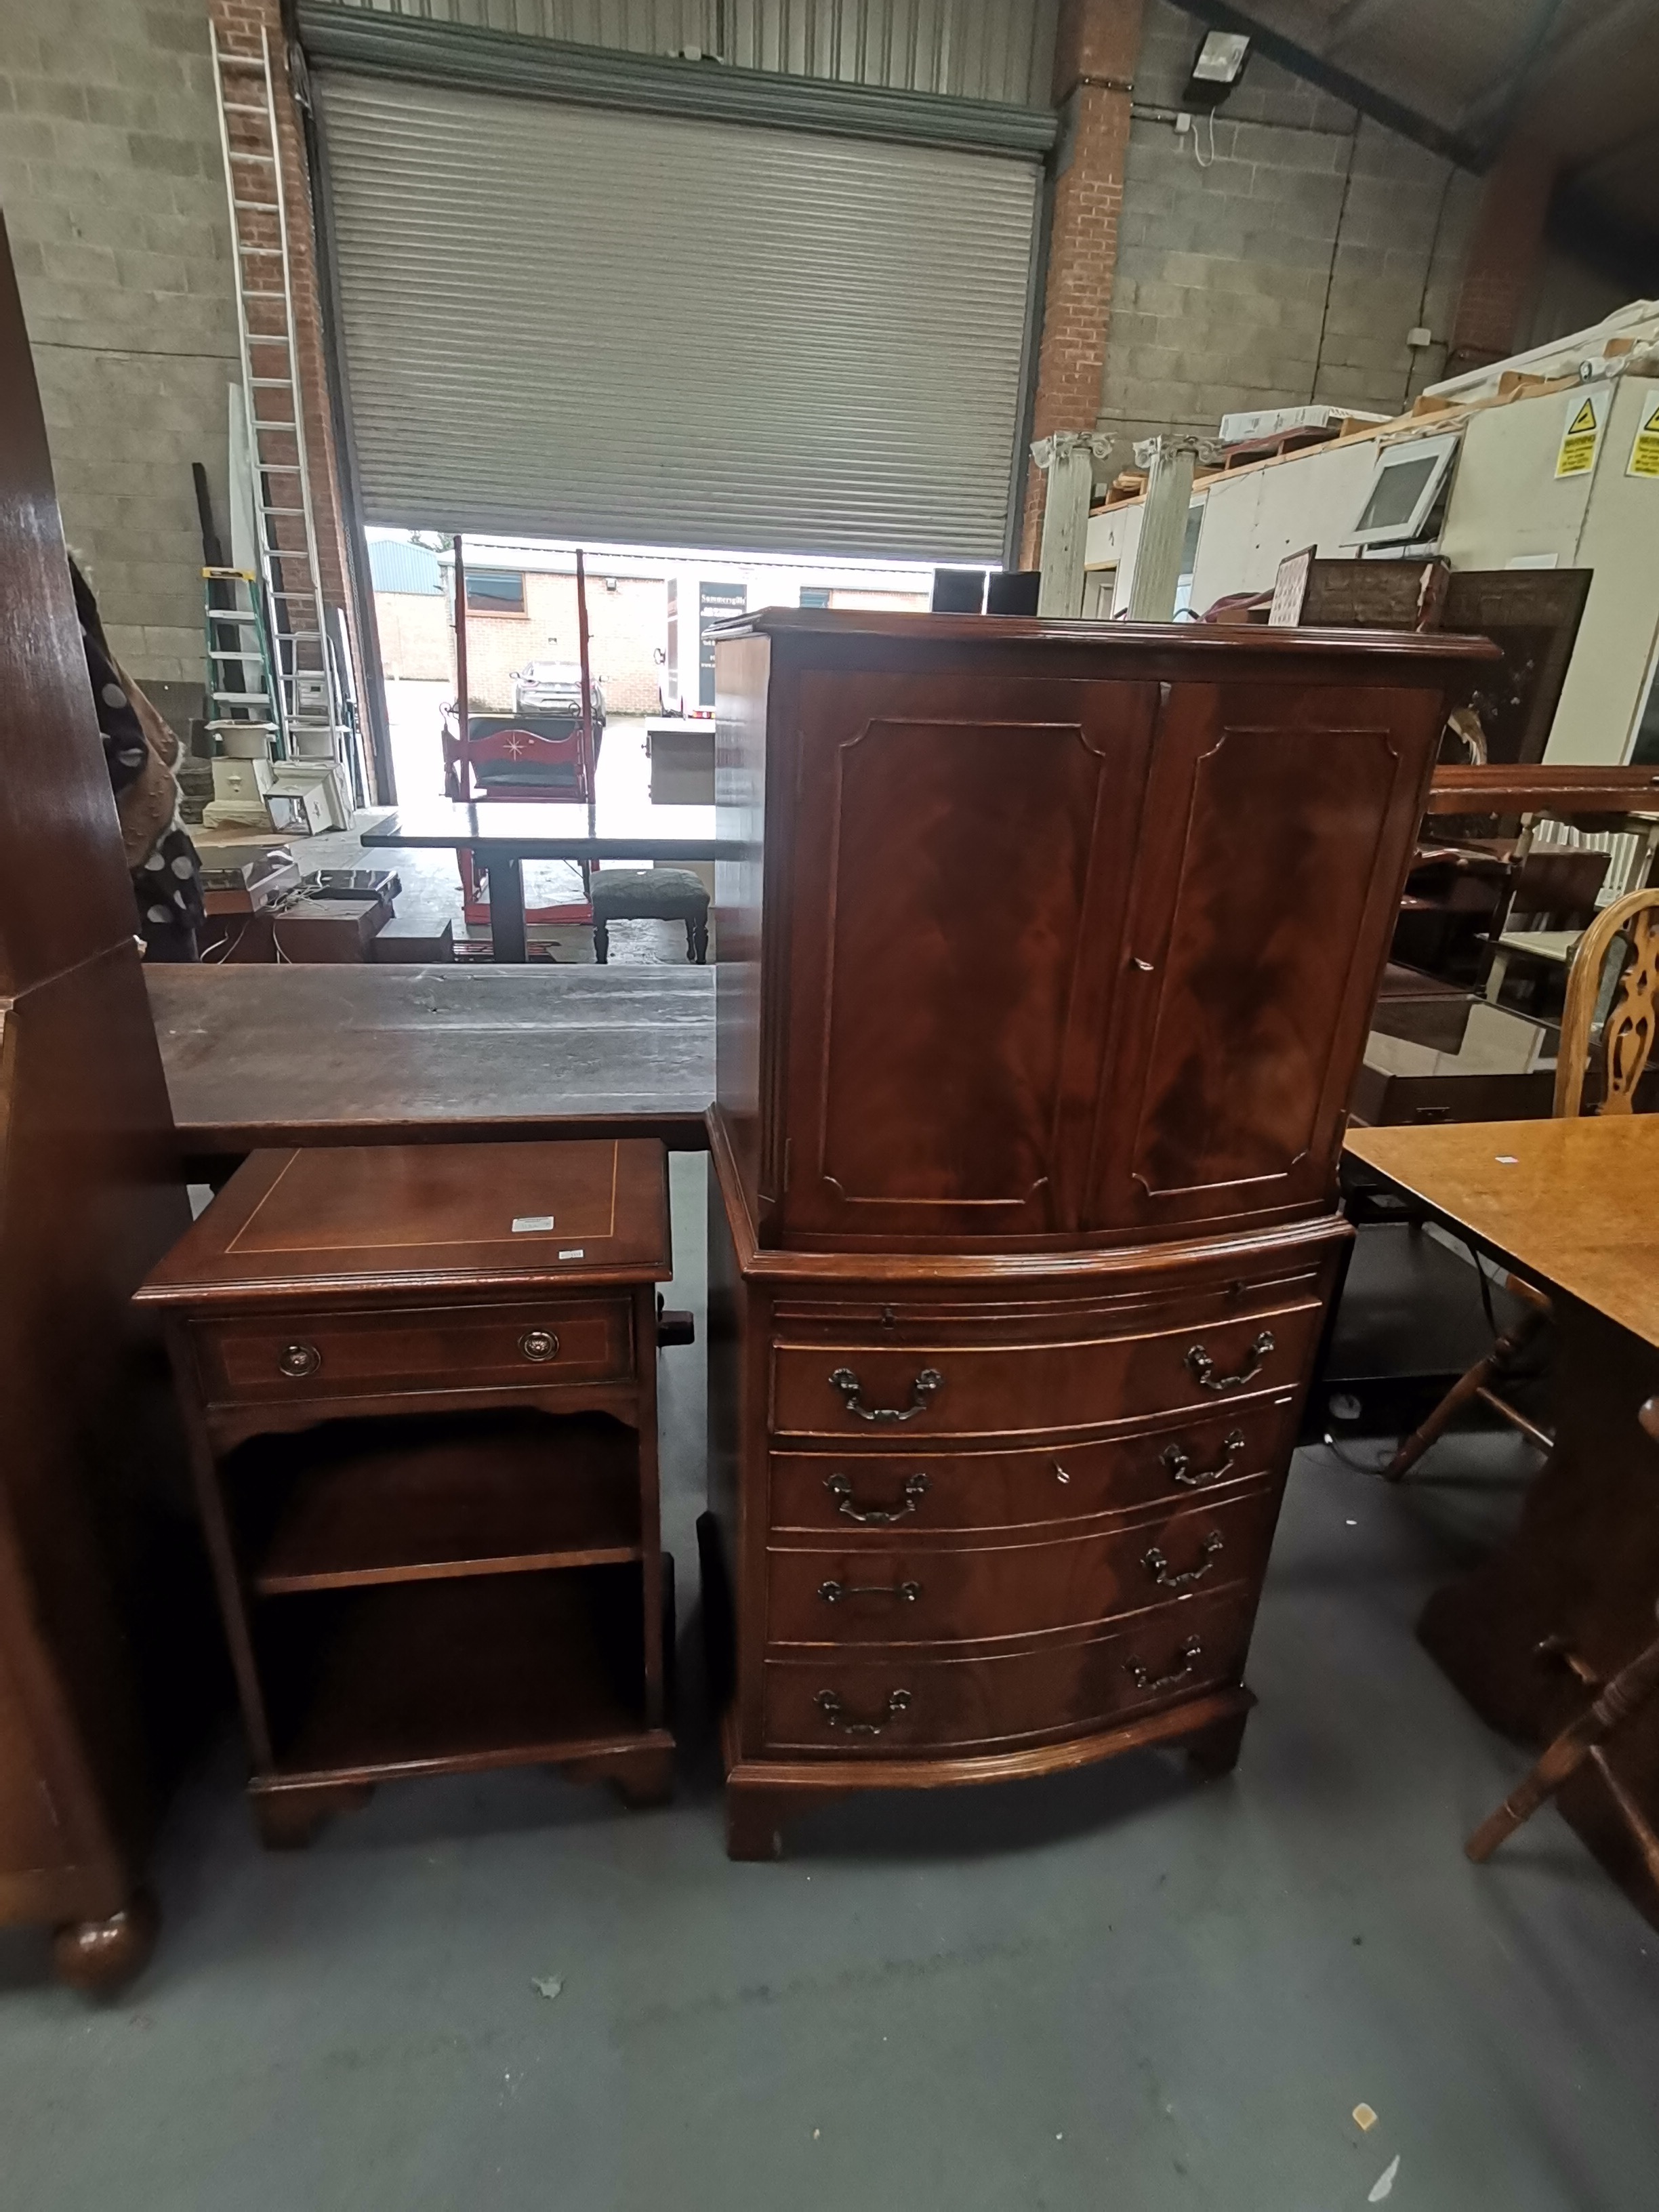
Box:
[2,4,1659,2208]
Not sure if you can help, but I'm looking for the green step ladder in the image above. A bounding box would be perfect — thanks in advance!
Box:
[202,566,285,758]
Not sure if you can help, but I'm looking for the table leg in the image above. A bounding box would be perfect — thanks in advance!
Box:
[1484,945,1511,1004]
[478,844,527,963]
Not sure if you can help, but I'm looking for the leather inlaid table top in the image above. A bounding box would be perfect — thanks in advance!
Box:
[136,1138,672,1303]
[1345,1115,1659,1347]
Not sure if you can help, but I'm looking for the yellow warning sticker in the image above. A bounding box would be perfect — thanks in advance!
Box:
[1629,401,1659,479]
[1556,389,1604,478]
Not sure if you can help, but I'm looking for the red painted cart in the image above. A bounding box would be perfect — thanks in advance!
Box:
[445,539,602,936]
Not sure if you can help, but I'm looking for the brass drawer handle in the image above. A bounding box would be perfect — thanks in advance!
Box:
[1163,1429,1246,1489]
[1143,1531,1224,1589]
[1125,1638,1202,1694]
[815,1687,912,1736]
[817,1578,921,1605]
[1186,1330,1274,1393]
[518,1328,560,1362]
[276,1343,321,1380]
[828,1366,943,1423]
[825,1471,930,1524]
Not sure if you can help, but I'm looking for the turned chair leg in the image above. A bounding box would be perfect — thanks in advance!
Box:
[1466,1605,1659,1878]
[1385,1279,1551,1482]
[593,920,609,964]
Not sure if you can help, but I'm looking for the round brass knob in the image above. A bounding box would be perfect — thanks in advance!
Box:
[519,1328,559,1362]
[277,1343,321,1379]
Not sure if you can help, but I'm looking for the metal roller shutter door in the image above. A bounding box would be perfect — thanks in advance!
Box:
[314,72,1041,560]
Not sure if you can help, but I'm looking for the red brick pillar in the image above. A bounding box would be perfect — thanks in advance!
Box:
[1019,0,1143,567]
[1445,134,1559,379]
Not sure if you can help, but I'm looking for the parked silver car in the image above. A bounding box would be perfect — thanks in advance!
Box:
[512,659,606,729]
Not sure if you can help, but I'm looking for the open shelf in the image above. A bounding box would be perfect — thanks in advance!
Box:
[258,1565,653,1784]
[226,1410,642,1595]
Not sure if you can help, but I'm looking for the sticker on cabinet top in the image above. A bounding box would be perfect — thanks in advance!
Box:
[1629,401,1659,478]
[1556,390,1604,477]
[512,1215,556,1233]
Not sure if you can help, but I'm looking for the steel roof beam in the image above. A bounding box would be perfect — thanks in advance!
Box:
[1164,1,1479,165]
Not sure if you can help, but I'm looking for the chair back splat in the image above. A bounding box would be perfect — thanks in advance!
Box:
[1555,888,1659,1118]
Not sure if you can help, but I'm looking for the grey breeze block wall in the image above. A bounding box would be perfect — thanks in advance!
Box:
[1098,0,1486,453]
[0,0,239,712]
[1099,2,1632,457]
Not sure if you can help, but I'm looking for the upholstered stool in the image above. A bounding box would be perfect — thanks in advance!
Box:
[590,867,710,964]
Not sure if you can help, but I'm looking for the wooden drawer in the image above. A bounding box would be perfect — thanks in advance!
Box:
[769,1391,1298,1535]
[191,1298,634,1406]
[770,1262,1326,1344]
[762,1589,1256,1756]
[770,1299,1322,1441]
[766,1483,1278,1647]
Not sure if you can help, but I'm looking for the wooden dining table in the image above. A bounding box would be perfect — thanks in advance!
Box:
[1344,1113,1659,1926]
[146,962,716,1159]
[358,801,744,961]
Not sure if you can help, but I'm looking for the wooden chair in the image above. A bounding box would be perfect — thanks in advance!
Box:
[1384,887,1659,1481]
[1466,1397,1659,1885]
[1553,885,1659,1119]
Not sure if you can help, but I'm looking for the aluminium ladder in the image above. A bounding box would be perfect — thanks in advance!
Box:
[209,19,344,764]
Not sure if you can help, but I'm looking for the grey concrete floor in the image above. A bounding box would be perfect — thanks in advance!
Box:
[3,1156,1657,2211]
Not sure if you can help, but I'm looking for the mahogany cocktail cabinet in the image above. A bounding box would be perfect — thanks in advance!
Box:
[704,609,1490,1858]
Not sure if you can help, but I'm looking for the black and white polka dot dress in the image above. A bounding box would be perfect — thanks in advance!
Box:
[72,560,205,960]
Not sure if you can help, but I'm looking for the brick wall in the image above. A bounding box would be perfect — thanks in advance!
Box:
[0,0,239,709]
[1095,0,1480,456]
[1019,0,1141,562]
[377,571,670,714]
[373,592,451,684]
[1524,247,1630,353]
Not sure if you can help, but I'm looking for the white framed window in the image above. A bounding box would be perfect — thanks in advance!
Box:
[1348,433,1462,549]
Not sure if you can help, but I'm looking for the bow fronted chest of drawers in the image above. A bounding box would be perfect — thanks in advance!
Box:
[703,609,1492,1858]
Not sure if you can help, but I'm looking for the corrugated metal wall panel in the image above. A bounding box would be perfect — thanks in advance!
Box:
[327,0,1057,104]
[317,73,1040,557]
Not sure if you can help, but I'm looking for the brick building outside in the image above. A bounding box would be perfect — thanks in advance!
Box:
[371,535,931,717]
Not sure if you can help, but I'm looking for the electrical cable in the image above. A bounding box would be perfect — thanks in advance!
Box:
[1319,1432,1402,1477]
[1308,110,1362,405]
[1406,161,1459,407]
[203,923,247,964]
